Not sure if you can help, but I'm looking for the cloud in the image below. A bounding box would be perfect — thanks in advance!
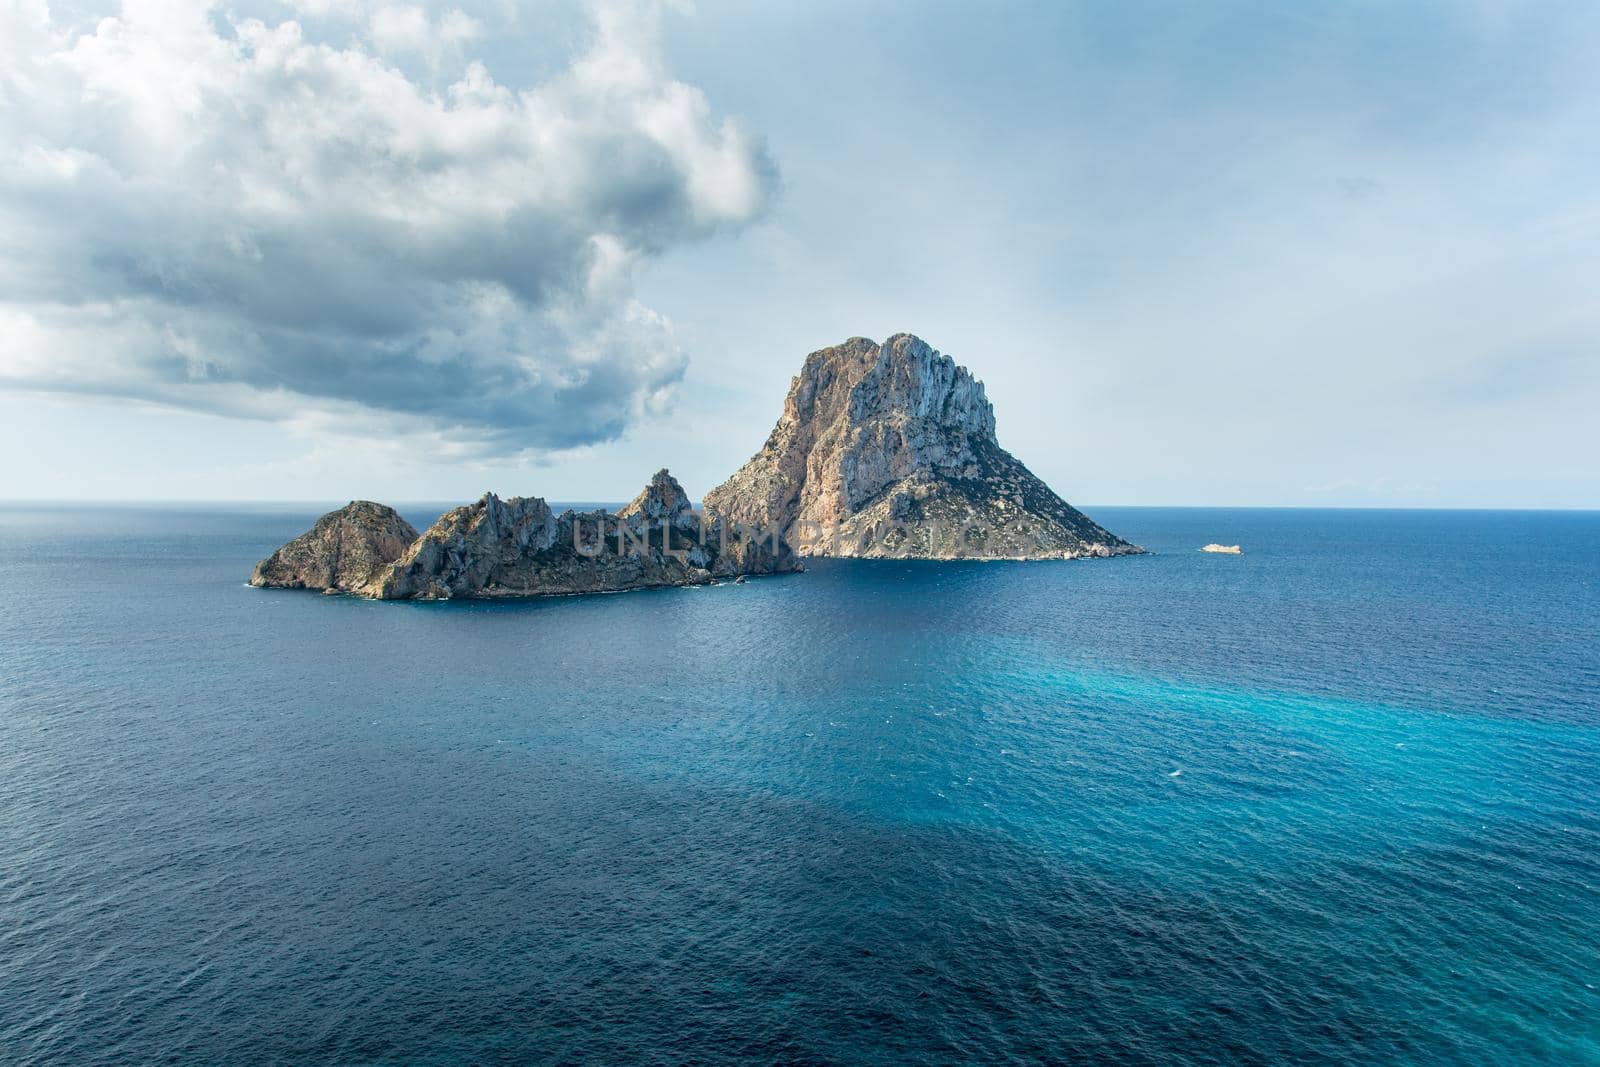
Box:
[367,5,482,69]
[0,0,776,456]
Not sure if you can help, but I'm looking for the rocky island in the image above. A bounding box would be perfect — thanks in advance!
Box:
[252,334,1138,598]
[704,333,1141,559]
[251,470,800,600]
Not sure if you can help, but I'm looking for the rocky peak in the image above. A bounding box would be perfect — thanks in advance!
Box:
[249,500,417,592]
[463,492,557,551]
[618,468,694,526]
[850,333,996,439]
[704,334,1141,560]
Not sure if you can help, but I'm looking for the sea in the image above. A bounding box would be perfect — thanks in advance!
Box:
[1,504,1596,1065]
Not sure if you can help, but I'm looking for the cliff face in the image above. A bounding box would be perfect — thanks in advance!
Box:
[703,334,1141,559]
[252,471,800,601]
[248,501,418,592]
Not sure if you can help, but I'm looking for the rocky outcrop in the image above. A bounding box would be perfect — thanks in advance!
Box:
[253,471,800,601]
[614,469,797,581]
[363,492,561,600]
[618,467,696,524]
[365,470,799,600]
[703,334,1142,559]
[249,501,418,592]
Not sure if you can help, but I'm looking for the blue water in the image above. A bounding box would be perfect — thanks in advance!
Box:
[1,505,1596,1064]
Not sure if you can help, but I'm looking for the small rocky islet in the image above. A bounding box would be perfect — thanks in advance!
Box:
[251,334,1142,600]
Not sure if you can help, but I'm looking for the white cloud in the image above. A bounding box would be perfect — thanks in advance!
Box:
[367,4,482,69]
[0,0,776,456]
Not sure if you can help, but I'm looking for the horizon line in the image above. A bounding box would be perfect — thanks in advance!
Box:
[1,498,1596,514]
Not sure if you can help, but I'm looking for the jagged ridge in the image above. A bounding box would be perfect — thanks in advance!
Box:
[250,471,801,600]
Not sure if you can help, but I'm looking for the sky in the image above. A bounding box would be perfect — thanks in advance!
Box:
[1,0,1597,507]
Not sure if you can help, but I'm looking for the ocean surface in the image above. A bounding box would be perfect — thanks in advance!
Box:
[1,504,1596,1065]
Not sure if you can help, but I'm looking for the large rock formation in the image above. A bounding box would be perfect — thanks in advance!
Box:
[249,501,418,592]
[250,471,801,601]
[703,334,1141,559]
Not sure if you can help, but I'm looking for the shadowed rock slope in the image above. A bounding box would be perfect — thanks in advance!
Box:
[250,471,800,600]
[703,334,1142,559]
